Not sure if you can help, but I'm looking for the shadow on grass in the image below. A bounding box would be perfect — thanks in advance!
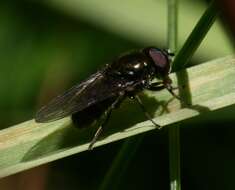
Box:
[22,91,210,162]
[22,95,164,161]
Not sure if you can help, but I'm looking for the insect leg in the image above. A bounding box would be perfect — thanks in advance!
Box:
[145,81,165,91]
[133,95,162,129]
[162,76,181,100]
[150,82,163,86]
[88,94,125,150]
[163,76,190,106]
[149,81,179,93]
[88,109,112,150]
[165,84,181,100]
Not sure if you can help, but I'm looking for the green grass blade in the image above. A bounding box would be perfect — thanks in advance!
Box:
[172,0,219,71]
[0,56,235,178]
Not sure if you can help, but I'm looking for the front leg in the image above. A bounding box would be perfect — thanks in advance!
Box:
[146,82,165,91]
[163,77,181,100]
[147,79,181,101]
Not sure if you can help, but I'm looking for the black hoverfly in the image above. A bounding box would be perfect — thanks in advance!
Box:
[35,47,179,150]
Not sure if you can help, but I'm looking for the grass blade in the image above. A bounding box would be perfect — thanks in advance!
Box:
[0,56,235,178]
[172,0,219,71]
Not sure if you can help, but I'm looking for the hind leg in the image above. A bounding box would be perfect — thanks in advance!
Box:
[88,94,125,150]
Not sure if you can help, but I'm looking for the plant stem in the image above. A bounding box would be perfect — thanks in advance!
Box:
[167,0,178,52]
[167,0,181,190]
[168,1,218,190]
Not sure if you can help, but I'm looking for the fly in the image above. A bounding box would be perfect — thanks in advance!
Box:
[35,47,179,150]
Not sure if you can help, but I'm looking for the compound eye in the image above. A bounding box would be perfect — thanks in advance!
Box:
[149,48,170,75]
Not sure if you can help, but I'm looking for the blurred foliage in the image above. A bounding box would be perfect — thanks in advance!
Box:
[0,0,235,190]
[44,0,233,61]
[0,1,138,127]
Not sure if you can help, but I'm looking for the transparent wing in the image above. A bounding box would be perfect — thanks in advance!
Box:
[35,71,130,122]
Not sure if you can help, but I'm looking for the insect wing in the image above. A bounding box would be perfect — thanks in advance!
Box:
[35,71,125,122]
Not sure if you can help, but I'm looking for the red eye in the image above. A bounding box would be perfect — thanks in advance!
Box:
[149,48,170,75]
[149,49,167,68]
